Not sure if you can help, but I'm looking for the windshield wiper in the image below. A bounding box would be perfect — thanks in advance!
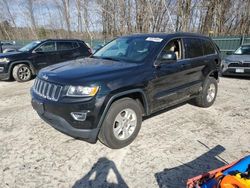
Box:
[94,56,120,62]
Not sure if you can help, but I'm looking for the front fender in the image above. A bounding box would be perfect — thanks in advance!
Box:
[9,60,36,75]
[97,89,149,129]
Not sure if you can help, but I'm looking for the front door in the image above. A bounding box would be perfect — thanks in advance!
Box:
[32,41,59,70]
[150,38,190,112]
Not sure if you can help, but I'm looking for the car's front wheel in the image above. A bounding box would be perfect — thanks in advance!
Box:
[12,64,32,82]
[98,98,142,149]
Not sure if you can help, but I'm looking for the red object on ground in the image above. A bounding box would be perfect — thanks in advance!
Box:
[186,160,239,188]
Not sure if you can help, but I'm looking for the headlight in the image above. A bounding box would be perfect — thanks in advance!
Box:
[0,58,10,63]
[66,86,99,97]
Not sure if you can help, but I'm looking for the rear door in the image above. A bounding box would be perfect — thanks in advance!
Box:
[200,38,219,74]
[56,41,82,63]
[180,38,206,97]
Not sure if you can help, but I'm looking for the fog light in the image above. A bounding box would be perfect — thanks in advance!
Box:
[71,112,88,121]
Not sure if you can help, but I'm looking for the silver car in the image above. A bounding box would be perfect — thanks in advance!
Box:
[221,44,250,76]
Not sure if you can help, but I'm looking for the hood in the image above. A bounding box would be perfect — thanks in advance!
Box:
[0,51,24,58]
[225,54,250,62]
[38,58,141,84]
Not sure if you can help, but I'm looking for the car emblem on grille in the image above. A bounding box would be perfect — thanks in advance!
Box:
[42,74,48,80]
[238,61,244,65]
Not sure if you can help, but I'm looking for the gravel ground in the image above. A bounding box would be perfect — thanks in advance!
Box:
[0,77,249,188]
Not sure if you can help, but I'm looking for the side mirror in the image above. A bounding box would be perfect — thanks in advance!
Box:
[155,51,177,66]
[161,51,177,61]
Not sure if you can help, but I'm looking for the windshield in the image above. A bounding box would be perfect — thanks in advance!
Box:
[19,41,41,52]
[93,36,164,63]
[234,45,250,55]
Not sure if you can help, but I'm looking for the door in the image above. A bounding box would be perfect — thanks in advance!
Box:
[181,38,207,96]
[151,38,190,112]
[32,41,59,70]
[56,41,81,63]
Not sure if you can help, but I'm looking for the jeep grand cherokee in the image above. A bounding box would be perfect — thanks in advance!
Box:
[31,33,221,149]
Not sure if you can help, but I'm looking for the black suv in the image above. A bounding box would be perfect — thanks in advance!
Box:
[0,39,91,82]
[31,33,221,149]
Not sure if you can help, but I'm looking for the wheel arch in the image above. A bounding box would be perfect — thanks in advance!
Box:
[97,89,149,129]
[9,60,36,76]
[207,69,219,80]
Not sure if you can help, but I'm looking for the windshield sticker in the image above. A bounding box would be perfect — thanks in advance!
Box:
[146,37,163,42]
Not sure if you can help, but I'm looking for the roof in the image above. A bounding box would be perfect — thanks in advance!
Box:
[42,39,85,42]
[121,32,210,39]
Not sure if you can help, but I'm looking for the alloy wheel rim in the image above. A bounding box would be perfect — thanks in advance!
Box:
[18,66,30,80]
[113,108,137,140]
[207,83,216,103]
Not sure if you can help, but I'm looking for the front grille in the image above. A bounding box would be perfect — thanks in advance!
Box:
[228,62,250,68]
[33,78,63,101]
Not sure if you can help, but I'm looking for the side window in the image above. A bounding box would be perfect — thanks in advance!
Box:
[183,38,203,58]
[57,42,77,51]
[36,42,56,52]
[202,39,216,55]
[162,39,182,60]
[72,42,80,48]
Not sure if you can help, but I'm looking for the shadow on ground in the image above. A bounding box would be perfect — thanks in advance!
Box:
[73,157,128,188]
[155,144,227,188]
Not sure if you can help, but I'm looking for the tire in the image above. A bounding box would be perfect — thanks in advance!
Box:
[194,77,218,108]
[12,64,32,82]
[98,98,142,149]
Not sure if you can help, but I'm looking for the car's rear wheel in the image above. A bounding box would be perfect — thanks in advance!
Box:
[12,64,32,82]
[98,98,142,149]
[194,77,218,108]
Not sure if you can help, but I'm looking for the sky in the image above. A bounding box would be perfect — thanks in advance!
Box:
[3,0,101,32]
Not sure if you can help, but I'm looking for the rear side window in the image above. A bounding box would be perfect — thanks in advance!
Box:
[201,39,216,55]
[57,41,79,51]
[183,38,203,58]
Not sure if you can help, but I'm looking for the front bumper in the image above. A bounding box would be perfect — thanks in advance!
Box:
[0,72,10,80]
[38,109,99,143]
[31,90,107,143]
[0,64,10,80]
[221,63,250,76]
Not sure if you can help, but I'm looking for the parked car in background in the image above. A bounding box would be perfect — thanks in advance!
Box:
[0,39,92,82]
[0,41,22,53]
[31,33,221,149]
[221,44,250,76]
